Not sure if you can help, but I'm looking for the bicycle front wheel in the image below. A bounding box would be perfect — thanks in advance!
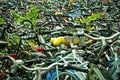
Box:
[53,72,79,80]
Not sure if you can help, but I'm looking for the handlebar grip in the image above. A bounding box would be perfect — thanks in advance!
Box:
[21,36,36,40]
[39,30,53,34]
[24,58,41,64]
[62,32,73,36]
[21,20,33,26]
[44,14,66,17]
[68,22,83,28]
[21,20,33,30]
[39,29,61,34]
[85,40,93,45]
[18,32,27,36]
[65,64,88,73]
[79,53,91,57]
[44,48,58,52]
[87,58,99,64]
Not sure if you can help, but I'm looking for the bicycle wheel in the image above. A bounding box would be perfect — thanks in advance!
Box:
[46,70,80,80]
[1,57,14,74]
[53,72,79,80]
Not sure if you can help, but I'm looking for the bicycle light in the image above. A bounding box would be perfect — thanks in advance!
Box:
[32,1,36,5]
[0,72,5,78]
[10,54,17,59]
[117,48,120,55]
[36,48,44,52]
[104,0,109,3]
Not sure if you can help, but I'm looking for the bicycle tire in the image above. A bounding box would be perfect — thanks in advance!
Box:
[46,69,81,80]
[1,57,14,74]
[53,72,79,80]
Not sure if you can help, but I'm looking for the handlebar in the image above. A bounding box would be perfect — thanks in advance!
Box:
[21,63,63,71]
[24,58,41,64]
[68,22,83,28]
[8,56,88,75]
[60,31,120,41]
[65,64,88,73]
[39,29,61,34]
[83,32,120,41]
[44,48,58,52]
[50,31,120,47]
[21,62,88,73]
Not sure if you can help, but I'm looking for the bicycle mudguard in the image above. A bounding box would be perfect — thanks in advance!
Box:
[46,69,80,80]
[46,70,62,80]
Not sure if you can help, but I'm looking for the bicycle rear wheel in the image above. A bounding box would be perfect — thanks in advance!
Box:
[46,69,81,80]
[53,72,79,80]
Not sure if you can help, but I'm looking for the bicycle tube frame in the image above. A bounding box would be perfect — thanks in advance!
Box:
[96,37,107,61]
[88,64,106,80]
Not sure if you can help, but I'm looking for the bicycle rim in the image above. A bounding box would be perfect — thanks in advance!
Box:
[53,72,79,80]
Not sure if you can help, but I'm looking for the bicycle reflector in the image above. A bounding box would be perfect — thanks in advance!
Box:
[118,22,120,30]
[104,0,109,3]
[91,11,94,15]
[10,54,17,58]
[112,38,115,41]
[117,48,120,54]
[32,1,36,5]
[0,72,5,78]
[102,13,107,16]
[69,0,76,2]
[36,48,44,52]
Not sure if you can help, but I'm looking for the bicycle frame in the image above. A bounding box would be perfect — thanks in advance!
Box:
[80,31,120,80]
[88,64,106,80]
[106,38,120,79]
